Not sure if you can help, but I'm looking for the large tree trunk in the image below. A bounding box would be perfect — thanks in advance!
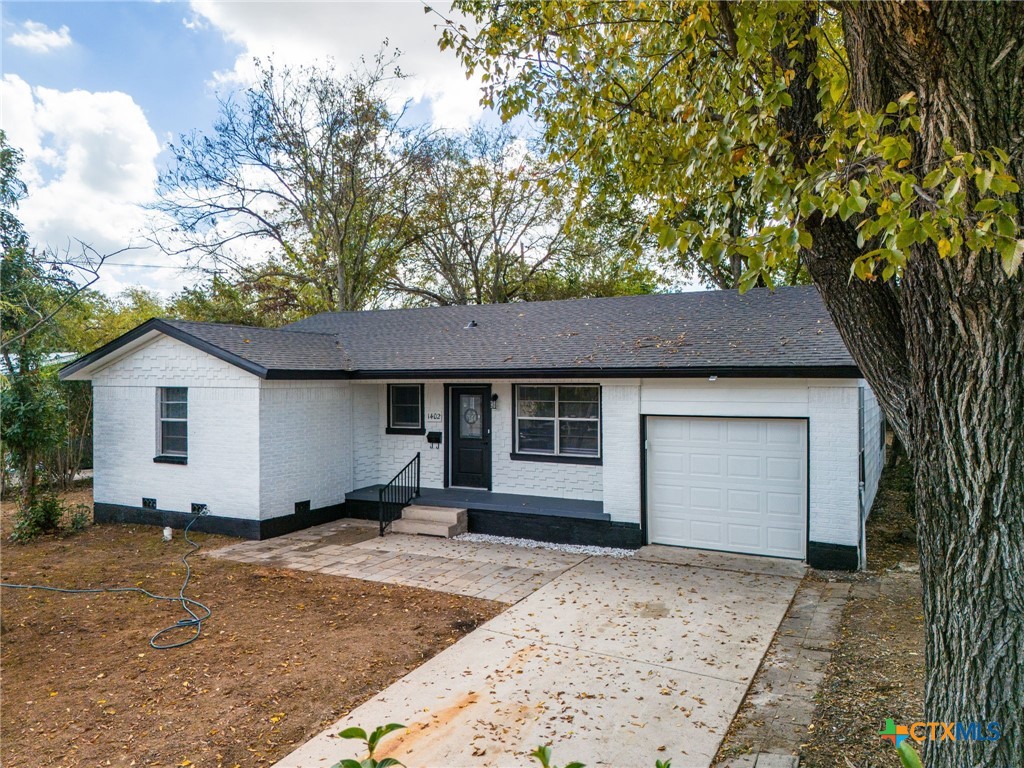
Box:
[904,239,1024,767]
[828,4,1024,765]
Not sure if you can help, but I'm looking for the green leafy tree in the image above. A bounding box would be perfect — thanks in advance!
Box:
[155,49,430,313]
[442,3,1023,766]
[2,132,136,499]
[387,128,666,306]
[168,276,281,327]
[58,287,165,353]
[1,133,70,501]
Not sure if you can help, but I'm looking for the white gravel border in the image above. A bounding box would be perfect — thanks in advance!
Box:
[454,532,636,558]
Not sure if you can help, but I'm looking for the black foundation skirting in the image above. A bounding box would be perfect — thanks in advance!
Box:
[469,508,642,548]
[807,541,859,571]
[342,498,642,548]
[93,501,349,540]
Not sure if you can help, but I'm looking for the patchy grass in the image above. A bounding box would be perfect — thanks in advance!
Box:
[0,486,502,768]
[800,455,925,768]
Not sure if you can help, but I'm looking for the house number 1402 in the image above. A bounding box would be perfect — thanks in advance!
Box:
[427,412,443,422]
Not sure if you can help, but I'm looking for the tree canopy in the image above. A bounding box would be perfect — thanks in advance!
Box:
[440,3,1024,766]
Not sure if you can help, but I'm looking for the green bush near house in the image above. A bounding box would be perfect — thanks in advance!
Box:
[9,491,90,543]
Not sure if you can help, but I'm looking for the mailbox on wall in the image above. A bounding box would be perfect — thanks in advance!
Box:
[426,431,442,447]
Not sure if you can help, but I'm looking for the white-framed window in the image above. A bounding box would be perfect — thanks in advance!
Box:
[514,384,601,458]
[387,383,424,433]
[158,387,188,457]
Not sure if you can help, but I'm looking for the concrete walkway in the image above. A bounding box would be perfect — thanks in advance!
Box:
[208,519,590,603]
[273,548,803,768]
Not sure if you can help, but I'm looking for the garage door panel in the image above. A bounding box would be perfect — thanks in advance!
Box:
[689,486,722,510]
[766,420,804,446]
[766,456,803,482]
[766,491,803,517]
[690,520,725,546]
[727,488,761,513]
[689,453,722,476]
[726,454,762,479]
[686,420,723,442]
[766,527,803,556]
[647,417,807,559]
[726,523,761,548]
[726,420,762,444]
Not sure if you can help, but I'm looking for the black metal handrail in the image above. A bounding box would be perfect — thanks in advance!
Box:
[378,452,420,536]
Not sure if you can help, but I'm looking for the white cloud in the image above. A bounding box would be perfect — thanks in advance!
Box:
[0,75,187,296]
[7,20,73,54]
[188,0,487,130]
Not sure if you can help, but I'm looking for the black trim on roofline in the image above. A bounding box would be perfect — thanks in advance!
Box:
[59,318,270,380]
[345,365,862,380]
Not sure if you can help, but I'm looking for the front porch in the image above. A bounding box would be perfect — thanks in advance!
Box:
[344,485,642,548]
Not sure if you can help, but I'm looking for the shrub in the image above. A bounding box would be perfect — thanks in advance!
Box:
[9,492,90,542]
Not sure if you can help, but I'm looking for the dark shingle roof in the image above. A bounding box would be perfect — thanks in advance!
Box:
[160,320,349,372]
[61,287,859,380]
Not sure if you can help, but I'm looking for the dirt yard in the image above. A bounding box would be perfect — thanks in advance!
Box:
[800,456,926,768]
[0,487,502,768]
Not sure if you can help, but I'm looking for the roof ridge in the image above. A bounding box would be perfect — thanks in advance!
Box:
[287,285,818,323]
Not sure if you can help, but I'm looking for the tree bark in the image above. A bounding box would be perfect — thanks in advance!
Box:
[834,4,1024,765]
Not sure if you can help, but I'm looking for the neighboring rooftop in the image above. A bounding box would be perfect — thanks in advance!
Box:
[61,286,860,380]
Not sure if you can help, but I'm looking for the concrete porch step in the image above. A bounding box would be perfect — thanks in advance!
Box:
[402,505,468,526]
[390,517,465,538]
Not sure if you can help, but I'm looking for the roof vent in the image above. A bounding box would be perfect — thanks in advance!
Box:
[464,320,478,329]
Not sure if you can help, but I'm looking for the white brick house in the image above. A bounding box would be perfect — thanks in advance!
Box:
[62,287,885,570]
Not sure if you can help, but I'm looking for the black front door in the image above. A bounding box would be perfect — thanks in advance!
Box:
[449,385,491,488]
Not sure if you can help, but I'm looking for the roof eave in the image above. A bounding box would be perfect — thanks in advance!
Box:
[344,364,862,380]
[59,318,271,381]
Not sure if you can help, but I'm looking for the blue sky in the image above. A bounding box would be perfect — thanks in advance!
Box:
[1,1,487,296]
[4,1,240,149]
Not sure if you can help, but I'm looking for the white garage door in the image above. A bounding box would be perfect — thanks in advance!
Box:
[646,417,807,559]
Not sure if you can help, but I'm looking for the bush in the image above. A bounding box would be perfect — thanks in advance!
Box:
[9,492,90,542]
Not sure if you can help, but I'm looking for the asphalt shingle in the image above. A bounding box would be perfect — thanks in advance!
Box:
[281,286,856,374]
[64,286,858,379]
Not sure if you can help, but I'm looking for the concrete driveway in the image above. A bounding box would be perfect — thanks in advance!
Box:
[273,548,802,768]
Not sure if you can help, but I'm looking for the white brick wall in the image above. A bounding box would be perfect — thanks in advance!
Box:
[641,378,863,548]
[349,380,603,501]
[860,382,886,517]
[807,385,861,546]
[601,383,641,523]
[258,381,351,519]
[91,336,261,520]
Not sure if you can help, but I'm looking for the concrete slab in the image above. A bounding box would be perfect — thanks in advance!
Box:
[210,525,586,604]
[485,557,801,683]
[637,546,807,579]
[274,555,800,768]
[275,629,744,768]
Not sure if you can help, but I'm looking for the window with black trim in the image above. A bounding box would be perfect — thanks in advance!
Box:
[514,384,600,459]
[158,387,187,459]
[387,384,425,434]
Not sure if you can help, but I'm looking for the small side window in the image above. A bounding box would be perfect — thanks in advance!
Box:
[387,384,424,434]
[156,387,188,461]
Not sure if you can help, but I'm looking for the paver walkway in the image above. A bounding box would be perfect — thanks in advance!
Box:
[272,548,804,768]
[207,519,590,603]
[717,579,853,766]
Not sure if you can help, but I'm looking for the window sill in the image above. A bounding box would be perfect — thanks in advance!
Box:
[510,452,601,466]
[386,427,426,436]
[153,455,188,465]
